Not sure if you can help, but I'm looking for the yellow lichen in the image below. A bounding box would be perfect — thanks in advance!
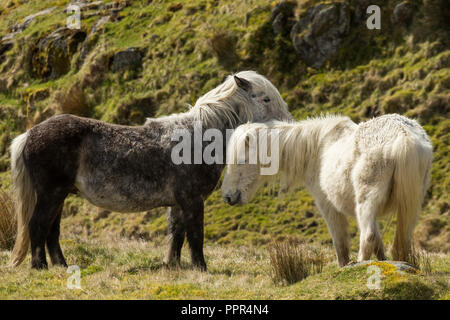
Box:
[368,261,408,284]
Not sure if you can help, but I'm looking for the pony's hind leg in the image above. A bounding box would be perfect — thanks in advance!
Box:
[164,206,186,267]
[355,188,389,262]
[30,191,68,269]
[46,203,67,267]
[354,159,393,262]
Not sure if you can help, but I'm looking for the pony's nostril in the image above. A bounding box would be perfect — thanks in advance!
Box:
[223,191,241,205]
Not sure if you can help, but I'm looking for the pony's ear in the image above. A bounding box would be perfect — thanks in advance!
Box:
[234,76,252,92]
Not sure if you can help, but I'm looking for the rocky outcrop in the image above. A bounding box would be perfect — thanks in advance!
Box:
[392,2,415,26]
[290,2,350,68]
[31,27,86,79]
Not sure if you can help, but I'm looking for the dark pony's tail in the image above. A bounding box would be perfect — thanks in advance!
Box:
[9,132,36,267]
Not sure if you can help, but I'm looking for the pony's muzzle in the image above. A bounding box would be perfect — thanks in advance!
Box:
[223,190,241,205]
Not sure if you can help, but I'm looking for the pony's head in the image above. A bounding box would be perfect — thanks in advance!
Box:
[221,123,274,205]
[192,70,292,128]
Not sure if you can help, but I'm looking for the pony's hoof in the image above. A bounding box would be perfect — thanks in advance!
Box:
[163,261,181,270]
[31,262,48,270]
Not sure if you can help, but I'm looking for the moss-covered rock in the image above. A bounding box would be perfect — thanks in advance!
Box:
[291,2,350,68]
[31,27,86,79]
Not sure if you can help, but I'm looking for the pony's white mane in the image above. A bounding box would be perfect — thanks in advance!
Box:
[146,71,291,128]
[227,114,355,190]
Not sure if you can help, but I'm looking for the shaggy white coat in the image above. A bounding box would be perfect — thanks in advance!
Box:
[222,114,433,265]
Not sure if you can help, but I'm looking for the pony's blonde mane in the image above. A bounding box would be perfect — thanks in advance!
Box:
[147,71,291,128]
[227,115,355,190]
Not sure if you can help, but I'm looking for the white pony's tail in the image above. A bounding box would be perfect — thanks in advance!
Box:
[390,132,432,261]
[8,132,36,267]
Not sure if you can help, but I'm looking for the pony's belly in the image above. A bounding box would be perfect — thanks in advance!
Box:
[319,144,356,216]
[74,173,176,212]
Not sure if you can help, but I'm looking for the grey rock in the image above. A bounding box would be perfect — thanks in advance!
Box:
[291,2,350,68]
[392,2,415,26]
[110,47,143,72]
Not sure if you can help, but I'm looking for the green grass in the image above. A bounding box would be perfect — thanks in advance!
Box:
[0,237,448,299]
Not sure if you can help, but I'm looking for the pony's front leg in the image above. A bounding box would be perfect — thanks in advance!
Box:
[181,199,207,271]
[164,206,186,267]
[319,204,350,267]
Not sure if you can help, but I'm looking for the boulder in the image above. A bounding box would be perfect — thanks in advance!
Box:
[110,47,143,72]
[392,2,415,26]
[290,2,350,68]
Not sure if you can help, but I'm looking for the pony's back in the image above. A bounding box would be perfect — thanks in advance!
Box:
[355,114,431,151]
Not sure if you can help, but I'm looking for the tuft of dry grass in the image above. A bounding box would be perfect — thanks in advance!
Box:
[53,82,89,116]
[408,244,432,275]
[0,190,16,250]
[268,240,326,285]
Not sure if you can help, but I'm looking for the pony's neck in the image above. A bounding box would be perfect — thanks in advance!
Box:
[188,102,246,131]
[277,116,353,190]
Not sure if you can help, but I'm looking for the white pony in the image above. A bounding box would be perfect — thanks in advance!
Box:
[222,114,433,266]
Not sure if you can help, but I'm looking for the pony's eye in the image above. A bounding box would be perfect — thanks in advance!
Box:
[263,97,271,103]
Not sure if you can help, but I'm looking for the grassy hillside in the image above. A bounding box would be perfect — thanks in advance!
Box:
[0,0,449,299]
